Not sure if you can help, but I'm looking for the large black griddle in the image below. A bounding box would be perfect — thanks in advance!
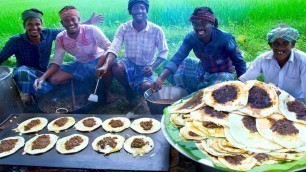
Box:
[0,114,170,171]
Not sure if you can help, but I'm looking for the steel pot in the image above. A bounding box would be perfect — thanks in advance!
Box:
[144,86,188,114]
[0,66,24,123]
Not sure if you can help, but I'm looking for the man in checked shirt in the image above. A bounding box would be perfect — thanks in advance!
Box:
[97,0,169,101]
[152,6,246,94]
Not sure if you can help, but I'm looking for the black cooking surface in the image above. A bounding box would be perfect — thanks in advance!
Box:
[0,114,169,171]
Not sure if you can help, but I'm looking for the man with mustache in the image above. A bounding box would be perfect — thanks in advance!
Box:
[0,8,103,104]
[34,6,114,103]
[239,24,306,101]
[151,6,246,94]
[97,0,169,101]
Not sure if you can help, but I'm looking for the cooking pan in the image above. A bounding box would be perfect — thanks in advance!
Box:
[37,81,93,114]
[0,66,24,123]
[144,86,188,114]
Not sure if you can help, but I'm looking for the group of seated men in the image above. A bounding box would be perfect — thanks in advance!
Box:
[0,0,305,106]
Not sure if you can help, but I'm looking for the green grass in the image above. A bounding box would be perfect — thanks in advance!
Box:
[1,0,305,70]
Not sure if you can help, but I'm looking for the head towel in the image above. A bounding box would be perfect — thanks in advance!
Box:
[267,26,299,43]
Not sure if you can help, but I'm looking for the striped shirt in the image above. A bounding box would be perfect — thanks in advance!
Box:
[107,20,168,66]
[52,25,111,65]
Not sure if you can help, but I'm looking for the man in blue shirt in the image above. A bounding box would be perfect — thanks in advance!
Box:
[0,8,103,104]
[152,6,246,93]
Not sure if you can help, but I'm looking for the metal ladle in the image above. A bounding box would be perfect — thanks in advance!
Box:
[126,90,155,119]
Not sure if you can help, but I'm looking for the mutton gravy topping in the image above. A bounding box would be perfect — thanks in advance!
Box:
[256,114,306,148]
[224,155,246,165]
[74,117,102,132]
[124,135,154,157]
[109,119,124,128]
[24,134,58,155]
[268,118,299,135]
[167,89,205,114]
[54,117,68,127]
[97,137,117,149]
[229,113,282,150]
[202,121,223,128]
[17,117,48,134]
[92,134,125,155]
[239,80,278,118]
[287,100,306,120]
[102,117,131,133]
[190,106,229,126]
[242,116,258,133]
[83,118,96,127]
[203,106,228,119]
[47,116,75,132]
[279,91,306,124]
[32,134,50,150]
[0,139,18,153]
[56,134,89,154]
[193,121,225,138]
[253,153,269,163]
[0,137,25,158]
[131,138,147,148]
[179,122,207,140]
[130,118,161,134]
[204,81,249,112]
[252,153,280,166]
[65,136,83,150]
[212,85,238,104]
[24,119,41,131]
[140,120,153,130]
[248,86,272,109]
[218,154,257,171]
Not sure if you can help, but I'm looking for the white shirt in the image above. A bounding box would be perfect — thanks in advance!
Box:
[239,49,306,99]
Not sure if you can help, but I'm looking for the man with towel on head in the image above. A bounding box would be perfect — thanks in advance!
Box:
[34,6,115,103]
[239,24,306,101]
[96,0,169,101]
[151,6,246,94]
[0,8,104,104]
